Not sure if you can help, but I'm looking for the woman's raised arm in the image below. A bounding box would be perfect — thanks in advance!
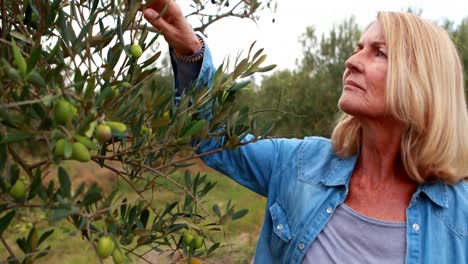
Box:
[143,0,202,55]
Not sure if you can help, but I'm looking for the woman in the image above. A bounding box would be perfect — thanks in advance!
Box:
[143,2,468,263]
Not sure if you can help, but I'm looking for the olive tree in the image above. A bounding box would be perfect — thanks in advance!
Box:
[0,0,276,263]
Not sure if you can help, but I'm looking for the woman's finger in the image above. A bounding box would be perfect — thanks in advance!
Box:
[146,0,182,18]
[143,8,170,32]
[146,0,169,12]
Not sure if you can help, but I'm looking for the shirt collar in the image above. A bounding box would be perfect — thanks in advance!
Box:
[320,154,358,187]
[319,152,449,208]
[418,181,449,208]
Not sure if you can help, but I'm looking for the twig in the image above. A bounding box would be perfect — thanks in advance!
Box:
[0,235,17,261]
[126,250,152,264]
[0,95,60,109]
[249,108,305,118]
[186,1,255,33]
[155,137,259,171]
[7,145,33,179]
[1,0,7,44]
[30,159,50,170]
[5,203,55,210]
[97,161,159,216]
[93,143,161,160]
[129,161,218,223]
[0,248,51,264]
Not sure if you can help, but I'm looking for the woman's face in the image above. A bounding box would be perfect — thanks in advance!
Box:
[339,22,388,119]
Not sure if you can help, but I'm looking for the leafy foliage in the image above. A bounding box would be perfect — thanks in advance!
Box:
[0,0,275,263]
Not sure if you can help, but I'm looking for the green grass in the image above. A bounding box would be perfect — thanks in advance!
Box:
[160,171,266,263]
[1,167,266,264]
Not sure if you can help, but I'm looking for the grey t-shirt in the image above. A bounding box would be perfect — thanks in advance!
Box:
[302,203,406,264]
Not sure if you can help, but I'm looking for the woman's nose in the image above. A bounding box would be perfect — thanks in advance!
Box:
[345,52,364,73]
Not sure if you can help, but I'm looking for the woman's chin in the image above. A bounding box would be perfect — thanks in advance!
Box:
[338,99,388,120]
[338,98,361,116]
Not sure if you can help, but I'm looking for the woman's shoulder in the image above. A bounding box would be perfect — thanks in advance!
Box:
[430,181,468,238]
[303,136,332,143]
[266,136,348,162]
[300,136,339,157]
[282,136,333,149]
[267,136,335,158]
[285,136,358,185]
[421,180,467,206]
[446,180,468,202]
[251,135,332,151]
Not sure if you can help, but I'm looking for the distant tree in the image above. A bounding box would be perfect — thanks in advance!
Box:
[447,17,468,97]
[249,15,468,139]
[248,17,361,138]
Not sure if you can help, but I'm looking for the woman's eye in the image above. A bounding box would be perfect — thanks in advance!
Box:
[378,50,387,58]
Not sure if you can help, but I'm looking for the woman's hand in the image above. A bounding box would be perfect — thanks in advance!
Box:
[143,0,202,55]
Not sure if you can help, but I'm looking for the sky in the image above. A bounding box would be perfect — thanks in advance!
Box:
[179,0,468,73]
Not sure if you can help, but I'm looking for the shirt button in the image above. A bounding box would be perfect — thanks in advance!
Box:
[326,207,333,214]
[277,224,283,230]
[298,242,305,250]
[412,223,420,231]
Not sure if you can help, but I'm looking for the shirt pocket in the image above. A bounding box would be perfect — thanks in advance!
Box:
[269,201,294,242]
[432,206,468,238]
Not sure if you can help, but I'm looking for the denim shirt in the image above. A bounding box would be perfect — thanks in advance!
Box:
[170,40,468,264]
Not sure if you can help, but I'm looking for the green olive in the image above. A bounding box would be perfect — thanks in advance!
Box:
[112,248,124,264]
[140,125,152,136]
[183,232,194,245]
[71,142,91,162]
[130,44,143,59]
[53,138,66,157]
[9,180,27,200]
[122,82,131,88]
[193,236,204,249]
[105,121,127,133]
[111,85,120,97]
[95,124,112,144]
[97,236,115,258]
[53,100,74,125]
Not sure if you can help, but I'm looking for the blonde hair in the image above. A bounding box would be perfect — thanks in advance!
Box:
[331,11,468,184]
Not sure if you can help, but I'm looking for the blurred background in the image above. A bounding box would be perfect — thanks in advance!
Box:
[196,0,468,72]
[173,0,468,139]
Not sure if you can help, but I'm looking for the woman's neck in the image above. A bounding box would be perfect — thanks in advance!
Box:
[357,117,409,185]
[344,118,418,222]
